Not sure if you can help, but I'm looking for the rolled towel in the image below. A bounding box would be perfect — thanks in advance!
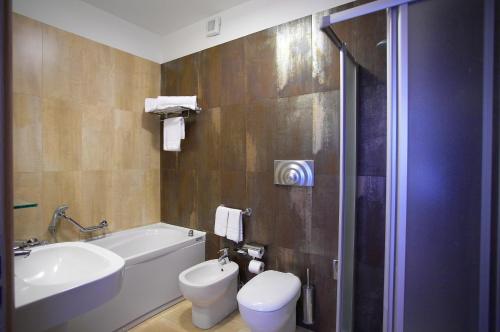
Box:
[226,208,243,243]
[214,206,229,237]
[163,117,185,151]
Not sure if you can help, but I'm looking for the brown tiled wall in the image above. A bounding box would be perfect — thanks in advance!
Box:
[161,11,341,332]
[161,9,386,332]
[12,13,161,241]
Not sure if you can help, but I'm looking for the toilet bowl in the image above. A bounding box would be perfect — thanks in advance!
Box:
[179,259,239,329]
[237,270,301,332]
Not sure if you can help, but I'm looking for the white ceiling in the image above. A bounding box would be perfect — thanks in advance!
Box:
[79,0,252,36]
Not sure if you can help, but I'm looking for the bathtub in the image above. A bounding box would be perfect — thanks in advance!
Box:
[68,223,205,331]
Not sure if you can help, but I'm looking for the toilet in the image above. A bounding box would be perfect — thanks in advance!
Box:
[237,270,301,332]
[179,259,239,329]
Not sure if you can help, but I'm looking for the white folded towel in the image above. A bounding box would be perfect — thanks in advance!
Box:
[145,96,198,113]
[163,117,185,151]
[226,208,243,243]
[214,206,229,237]
[145,98,158,112]
[156,96,197,110]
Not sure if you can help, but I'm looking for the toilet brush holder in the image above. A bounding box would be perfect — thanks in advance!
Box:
[302,268,314,325]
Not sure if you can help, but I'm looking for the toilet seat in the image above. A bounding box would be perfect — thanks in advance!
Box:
[237,270,301,312]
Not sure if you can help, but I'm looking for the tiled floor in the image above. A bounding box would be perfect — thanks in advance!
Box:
[130,300,312,332]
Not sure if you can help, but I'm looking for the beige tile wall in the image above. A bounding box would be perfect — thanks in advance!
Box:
[12,13,161,241]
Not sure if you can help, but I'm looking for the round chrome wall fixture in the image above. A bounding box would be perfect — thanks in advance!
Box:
[274,160,314,187]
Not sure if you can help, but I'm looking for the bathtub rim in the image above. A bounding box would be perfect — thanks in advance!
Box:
[84,222,206,266]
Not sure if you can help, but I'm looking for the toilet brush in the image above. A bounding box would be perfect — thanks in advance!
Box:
[302,268,314,325]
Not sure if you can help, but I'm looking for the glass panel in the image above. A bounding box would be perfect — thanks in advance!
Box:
[13,201,38,209]
[404,0,484,330]
[337,47,357,332]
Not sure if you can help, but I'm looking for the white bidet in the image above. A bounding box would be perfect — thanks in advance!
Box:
[179,259,239,329]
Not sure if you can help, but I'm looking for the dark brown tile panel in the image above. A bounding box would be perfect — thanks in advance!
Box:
[245,171,277,246]
[177,53,199,96]
[161,55,198,97]
[198,107,221,171]
[221,104,246,172]
[197,169,221,233]
[160,170,168,220]
[244,27,278,101]
[205,232,224,260]
[246,98,277,173]
[274,186,312,251]
[220,170,247,210]
[177,169,198,229]
[161,61,178,95]
[310,174,339,257]
[313,90,340,175]
[312,9,341,92]
[276,16,313,97]
[177,116,201,171]
[198,45,221,109]
[220,38,246,106]
[266,246,308,276]
[160,148,178,170]
[275,94,314,161]
[162,169,180,223]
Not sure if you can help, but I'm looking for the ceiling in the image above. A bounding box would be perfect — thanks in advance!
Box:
[80,0,252,36]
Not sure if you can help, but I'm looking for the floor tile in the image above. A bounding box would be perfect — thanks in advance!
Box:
[129,300,312,332]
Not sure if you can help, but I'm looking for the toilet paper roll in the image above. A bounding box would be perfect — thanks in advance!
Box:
[247,248,264,259]
[248,259,265,274]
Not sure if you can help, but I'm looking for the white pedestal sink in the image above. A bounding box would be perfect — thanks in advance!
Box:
[14,242,125,332]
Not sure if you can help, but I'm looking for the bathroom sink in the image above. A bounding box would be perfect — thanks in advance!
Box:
[14,242,125,332]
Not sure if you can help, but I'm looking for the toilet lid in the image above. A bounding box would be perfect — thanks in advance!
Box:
[237,270,301,312]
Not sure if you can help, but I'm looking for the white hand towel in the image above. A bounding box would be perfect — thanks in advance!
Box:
[180,117,185,139]
[157,96,197,110]
[145,98,158,112]
[226,208,243,243]
[214,206,229,237]
[163,117,185,151]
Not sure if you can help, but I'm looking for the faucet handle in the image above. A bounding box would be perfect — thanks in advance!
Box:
[219,248,229,256]
[56,204,69,215]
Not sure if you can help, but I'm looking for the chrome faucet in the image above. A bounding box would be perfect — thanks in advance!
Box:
[13,237,47,258]
[48,204,109,242]
[49,204,69,234]
[218,248,230,266]
[14,248,31,257]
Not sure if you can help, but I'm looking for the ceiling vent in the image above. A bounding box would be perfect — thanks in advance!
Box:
[206,16,221,37]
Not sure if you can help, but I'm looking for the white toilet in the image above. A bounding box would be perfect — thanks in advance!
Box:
[237,270,301,332]
[178,259,239,329]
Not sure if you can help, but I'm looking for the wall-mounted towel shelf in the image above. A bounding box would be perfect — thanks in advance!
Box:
[148,106,201,121]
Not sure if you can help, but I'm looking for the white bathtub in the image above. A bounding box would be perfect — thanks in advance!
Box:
[68,223,206,331]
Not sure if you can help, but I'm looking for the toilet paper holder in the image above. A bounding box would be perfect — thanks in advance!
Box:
[236,243,265,259]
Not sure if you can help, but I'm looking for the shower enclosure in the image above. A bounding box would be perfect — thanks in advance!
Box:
[322,0,497,331]
[337,44,358,332]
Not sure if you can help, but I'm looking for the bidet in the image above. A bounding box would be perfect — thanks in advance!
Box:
[179,259,239,329]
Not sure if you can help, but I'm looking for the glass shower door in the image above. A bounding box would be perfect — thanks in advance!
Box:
[336,46,358,332]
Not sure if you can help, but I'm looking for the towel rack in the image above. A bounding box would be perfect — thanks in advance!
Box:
[148,106,201,121]
[219,204,252,217]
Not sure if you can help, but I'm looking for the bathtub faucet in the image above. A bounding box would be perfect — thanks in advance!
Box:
[49,204,109,242]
